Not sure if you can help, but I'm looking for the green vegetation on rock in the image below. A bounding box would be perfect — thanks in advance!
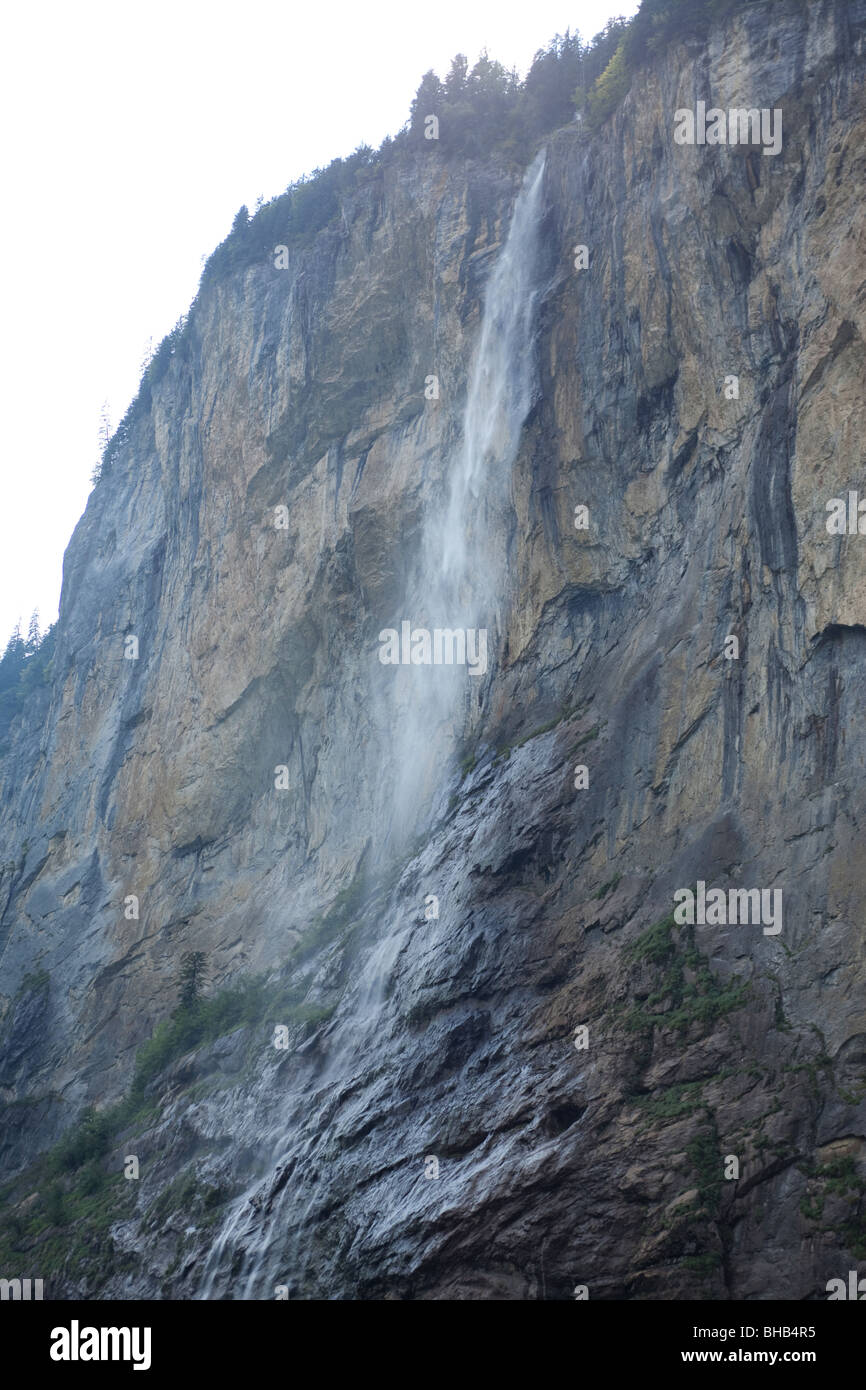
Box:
[0,618,56,748]
[799,1155,866,1258]
[0,955,337,1288]
[623,911,750,1036]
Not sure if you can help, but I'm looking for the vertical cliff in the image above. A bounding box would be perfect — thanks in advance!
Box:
[1,0,866,1299]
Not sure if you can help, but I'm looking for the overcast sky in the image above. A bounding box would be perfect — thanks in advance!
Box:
[0,0,637,645]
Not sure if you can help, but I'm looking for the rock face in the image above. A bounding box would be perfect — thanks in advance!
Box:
[2,0,866,1299]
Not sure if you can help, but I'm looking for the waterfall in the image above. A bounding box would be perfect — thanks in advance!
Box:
[389,149,547,837]
[196,150,547,1299]
[437,150,547,600]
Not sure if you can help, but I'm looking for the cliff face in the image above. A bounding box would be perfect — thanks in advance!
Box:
[2,0,866,1299]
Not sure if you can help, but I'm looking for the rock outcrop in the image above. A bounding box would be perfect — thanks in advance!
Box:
[1,0,865,1299]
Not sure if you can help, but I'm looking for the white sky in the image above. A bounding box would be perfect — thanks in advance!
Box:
[0,0,636,645]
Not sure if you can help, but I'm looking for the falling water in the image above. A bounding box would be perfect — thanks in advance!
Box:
[390,149,548,835]
[437,151,547,600]
[196,150,547,1299]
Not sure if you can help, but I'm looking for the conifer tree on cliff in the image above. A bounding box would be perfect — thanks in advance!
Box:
[178,951,207,1010]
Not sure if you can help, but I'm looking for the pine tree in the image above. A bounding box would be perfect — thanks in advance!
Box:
[409,70,445,139]
[98,401,112,455]
[445,53,468,98]
[92,401,113,485]
[178,951,207,1010]
[0,622,25,696]
[138,337,154,380]
[3,620,23,661]
[25,610,40,655]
